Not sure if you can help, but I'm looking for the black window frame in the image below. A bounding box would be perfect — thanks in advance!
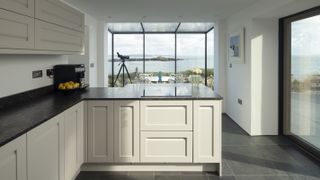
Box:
[108,23,214,87]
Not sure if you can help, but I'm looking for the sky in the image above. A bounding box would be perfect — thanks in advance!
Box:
[292,14,320,56]
[109,30,214,58]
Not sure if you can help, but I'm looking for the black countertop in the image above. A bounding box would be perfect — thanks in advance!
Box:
[0,84,222,147]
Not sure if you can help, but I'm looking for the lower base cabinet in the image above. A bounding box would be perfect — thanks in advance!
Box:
[0,135,27,180]
[27,114,64,180]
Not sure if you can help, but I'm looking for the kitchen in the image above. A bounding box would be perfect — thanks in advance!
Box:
[0,0,320,180]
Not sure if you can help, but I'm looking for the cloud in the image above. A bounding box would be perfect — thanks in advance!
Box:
[292,15,320,56]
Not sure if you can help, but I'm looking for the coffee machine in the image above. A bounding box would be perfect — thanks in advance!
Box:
[53,64,87,90]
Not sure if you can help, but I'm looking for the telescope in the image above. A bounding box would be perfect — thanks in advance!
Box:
[114,52,132,87]
[117,52,129,60]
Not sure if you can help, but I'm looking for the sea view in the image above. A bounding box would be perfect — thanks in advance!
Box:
[108,55,214,74]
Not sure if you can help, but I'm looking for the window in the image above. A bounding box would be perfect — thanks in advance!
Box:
[107,23,215,87]
[145,34,175,78]
[282,7,320,158]
[177,34,205,83]
[112,34,143,87]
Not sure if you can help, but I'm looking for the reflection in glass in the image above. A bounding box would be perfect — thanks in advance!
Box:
[143,23,179,32]
[108,23,142,32]
[290,14,320,149]
[178,23,214,32]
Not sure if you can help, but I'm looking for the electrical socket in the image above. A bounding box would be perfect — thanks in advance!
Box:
[46,69,54,77]
[32,70,43,79]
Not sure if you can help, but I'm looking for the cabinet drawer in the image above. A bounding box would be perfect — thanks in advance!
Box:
[140,101,192,131]
[0,9,34,49]
[35,20,84,52]
[0,0,34,17]
[140,132,192,163]
[35,0,84,32]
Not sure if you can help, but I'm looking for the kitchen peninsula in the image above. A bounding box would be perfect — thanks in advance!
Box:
[0,84,222,179]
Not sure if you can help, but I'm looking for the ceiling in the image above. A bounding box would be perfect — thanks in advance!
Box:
[64,0,261,22]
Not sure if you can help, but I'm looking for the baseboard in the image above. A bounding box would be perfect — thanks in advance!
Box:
[81,163,219,173]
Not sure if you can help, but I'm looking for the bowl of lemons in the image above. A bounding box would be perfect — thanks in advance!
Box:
[57,81,81,94]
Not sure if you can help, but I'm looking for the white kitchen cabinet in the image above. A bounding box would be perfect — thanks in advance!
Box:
[27,114,64,180]
[35,20,84,52]
[64,102,84,180]
[114,101,140,162]
[140,101,192,131]
[87,101,114,162]
[35,0,84,32]
[193,100,221,163]
[0,9,34,49]
[0,135,27,180]
[140,132,192,163]
[0,0,34,17]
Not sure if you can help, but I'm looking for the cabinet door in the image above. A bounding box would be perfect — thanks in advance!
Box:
[140,101,192,130]
[35,20,84,52]
[0,9,34,49]
[193,100,221,163]
[0,135,27,180]
[76,102,84,168]
[87,101,114,162]
[140,132,192,163]
[0,0,34,17]
[27,114,64,180]
[35,0,84,32]
[64,103,84,180]
[114,101,139,162]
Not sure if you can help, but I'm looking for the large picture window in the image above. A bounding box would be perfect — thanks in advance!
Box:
[107,23,214,87]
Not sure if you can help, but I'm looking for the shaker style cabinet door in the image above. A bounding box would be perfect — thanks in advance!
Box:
[64,103,84,180]
[27,114,64,180]
[193,100,222,163]
[35,0,84,32]
[0,9,34,49]
[0,135,27,180]
[0,0,35,17]
[35,20,84,52]
[87,101,114,162]
[114,101,140,163]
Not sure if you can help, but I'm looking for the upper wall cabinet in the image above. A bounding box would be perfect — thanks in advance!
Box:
[0,0,35,17]
[35,20,84,52]
[0,0,84,54]
[0,9,35,49]
[35,0,85,32]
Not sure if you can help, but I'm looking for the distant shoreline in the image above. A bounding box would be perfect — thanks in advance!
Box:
[109,58,183,62]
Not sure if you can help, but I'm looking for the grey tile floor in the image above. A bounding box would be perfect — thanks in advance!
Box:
[76,115,320,180]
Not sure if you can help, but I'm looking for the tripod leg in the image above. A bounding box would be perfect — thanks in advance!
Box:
[114,65,124,86]
[124,64,132,83]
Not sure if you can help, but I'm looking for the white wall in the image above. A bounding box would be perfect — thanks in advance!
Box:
[214,20,227,113]
[0,55,68,98]
[69,14,99,87]
[222,0,320,135]
[96,21,108,87]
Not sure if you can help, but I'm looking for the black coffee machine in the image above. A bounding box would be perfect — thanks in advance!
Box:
[53,64,87,90]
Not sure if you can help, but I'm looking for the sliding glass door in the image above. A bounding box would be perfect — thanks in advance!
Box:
[282,7,320,156]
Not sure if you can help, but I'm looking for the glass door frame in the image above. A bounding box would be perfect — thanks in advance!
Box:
[280,6,320,159]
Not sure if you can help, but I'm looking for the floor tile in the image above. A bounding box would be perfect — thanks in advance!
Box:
[234,176,292,180]
[75,115,320,180]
